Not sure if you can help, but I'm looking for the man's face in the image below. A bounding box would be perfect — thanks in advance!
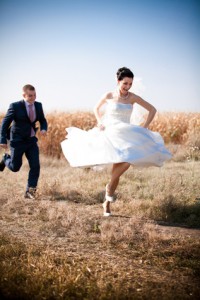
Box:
[23,90,36,104]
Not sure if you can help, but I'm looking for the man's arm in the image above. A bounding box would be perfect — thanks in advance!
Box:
[0,103,15,145]
[39,103,48,134]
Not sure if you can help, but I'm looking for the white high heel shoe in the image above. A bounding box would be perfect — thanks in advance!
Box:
[102,184,117,216]
[102,201,111,217]
[105,184,116,202]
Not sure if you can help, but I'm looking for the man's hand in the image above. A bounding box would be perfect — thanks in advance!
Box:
[0,144,8,149]
[40,130,47,136]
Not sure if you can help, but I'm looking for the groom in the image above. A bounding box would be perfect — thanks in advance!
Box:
[0,84,48,199]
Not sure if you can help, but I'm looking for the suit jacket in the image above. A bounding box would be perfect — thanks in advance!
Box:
[0,100,48,144]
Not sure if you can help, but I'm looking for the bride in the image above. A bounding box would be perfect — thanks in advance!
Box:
[61,67,172,216]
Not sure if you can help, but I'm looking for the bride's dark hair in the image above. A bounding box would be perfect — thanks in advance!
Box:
[116,67,134,81]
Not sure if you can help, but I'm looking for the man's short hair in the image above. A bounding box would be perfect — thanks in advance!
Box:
[23,84,35,92]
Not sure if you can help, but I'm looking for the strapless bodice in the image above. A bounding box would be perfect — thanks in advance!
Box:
[103,101,133,124]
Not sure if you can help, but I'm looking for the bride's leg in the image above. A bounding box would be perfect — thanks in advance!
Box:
[103,162,130,215]
[108,162,130,195]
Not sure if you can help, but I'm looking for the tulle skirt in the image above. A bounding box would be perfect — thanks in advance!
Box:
[61,122,172,168]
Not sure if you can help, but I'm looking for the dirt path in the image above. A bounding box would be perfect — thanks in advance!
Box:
[0,197,199,250]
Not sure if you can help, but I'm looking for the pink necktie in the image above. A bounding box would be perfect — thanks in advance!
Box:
[28,104,35,136]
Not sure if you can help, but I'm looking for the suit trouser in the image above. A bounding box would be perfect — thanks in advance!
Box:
[4,137,40,190]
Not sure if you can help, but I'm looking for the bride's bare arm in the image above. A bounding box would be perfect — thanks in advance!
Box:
[93,92,111,125]
[131,94,157,128]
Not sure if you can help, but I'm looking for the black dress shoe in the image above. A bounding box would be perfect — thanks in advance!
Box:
[24,188,36,199]
[0,154,6,172]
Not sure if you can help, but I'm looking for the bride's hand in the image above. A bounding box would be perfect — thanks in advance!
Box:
[97,123,105,131]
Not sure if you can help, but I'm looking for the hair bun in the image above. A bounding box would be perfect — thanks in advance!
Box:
[116,67,134,80]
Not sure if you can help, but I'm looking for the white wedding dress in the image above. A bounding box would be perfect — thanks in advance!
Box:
[61,101,172,168]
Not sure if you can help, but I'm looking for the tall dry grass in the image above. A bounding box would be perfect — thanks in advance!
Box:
[39,111,200,158]
[0,111,200,159]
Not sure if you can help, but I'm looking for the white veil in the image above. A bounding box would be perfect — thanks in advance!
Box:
[130,77,148,126]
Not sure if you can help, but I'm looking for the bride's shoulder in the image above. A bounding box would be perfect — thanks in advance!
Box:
[129,91,138,98]
[99,91,115,103]
[129,92,140,103]
[103,91,114,100]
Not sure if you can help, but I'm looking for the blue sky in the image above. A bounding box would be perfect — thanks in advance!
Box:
[0,0,199,112]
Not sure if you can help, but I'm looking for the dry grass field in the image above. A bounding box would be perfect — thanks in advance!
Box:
[0,111,200,299]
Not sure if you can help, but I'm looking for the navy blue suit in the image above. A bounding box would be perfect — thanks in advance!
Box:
[0,100,48,190]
